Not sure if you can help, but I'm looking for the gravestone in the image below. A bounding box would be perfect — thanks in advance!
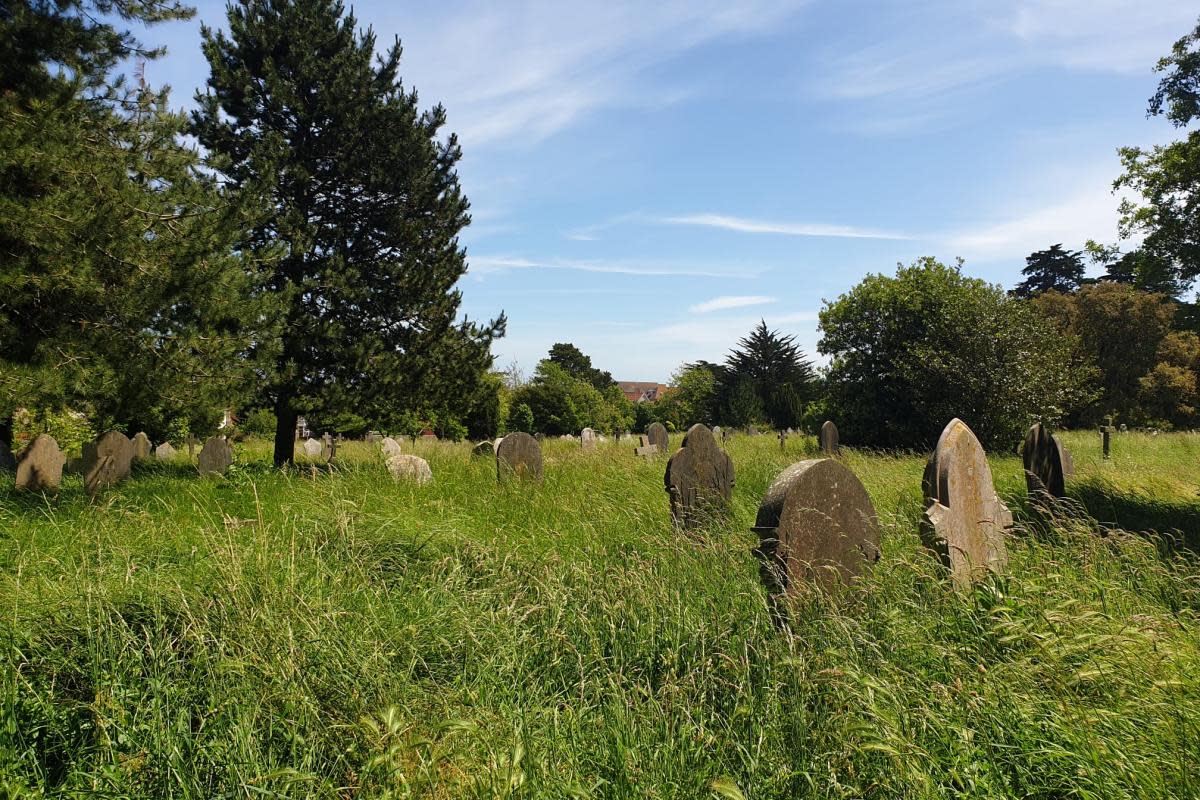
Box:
[366,430,382,443]
[1056,438,1075,482]
[712,425,722,442]
[496,431,542,483]
[819,420,839,455]
[131,431,152,460]
[634,435,659,459]
[1022,422,1065,498]
[920,418,1012,588]
[0,441,14,473]
[15,434,66,492]
[387,454,433,485]
[186,436,199,458]
[580,427,597,451]
[471,440,495,458]
[380,436,403,458]
[198,436,233,476]
[322,433,334,460]
[82,431,134,494]
[1102,426,1111,459]
[302,438,322,458]
[646,422,668,453]
[664,424,735,530]
[753,458,880,598]
[155,442,178,460]
[777,429,787,452]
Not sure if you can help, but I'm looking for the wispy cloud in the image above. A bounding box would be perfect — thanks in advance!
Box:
[469,255,763,279]
[661,213,915,240]
[689,295,777,313]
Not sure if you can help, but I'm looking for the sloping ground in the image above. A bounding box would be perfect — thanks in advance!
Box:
[1,432,1197,798]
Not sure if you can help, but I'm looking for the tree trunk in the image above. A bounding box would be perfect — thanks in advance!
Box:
[273,397,297,468]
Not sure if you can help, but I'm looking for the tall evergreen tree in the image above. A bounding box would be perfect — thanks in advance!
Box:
[192,0,505,466]
[721,321,815,429]
[547,342,614,390]
[1010,244,1087,298]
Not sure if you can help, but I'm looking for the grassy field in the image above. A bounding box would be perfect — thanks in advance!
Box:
[1,430,1199,798]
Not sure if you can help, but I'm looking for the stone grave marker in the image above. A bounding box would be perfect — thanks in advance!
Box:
[1022,422,1065,498]
[1056,438,1075,482]
[186,436,199,458]
[387,454,432,485]
[819,420,839,455]
[581,427,597,451]
[380,436,403,458]
[302,438,322,458]
[15,434,66,492]
[712,425,722,442]
[366,430,382,443]
[777,429,787,452]
[646,422,668,453]
[664,424,734,530]
[471,440,495,458]
[82,431,134,494]
[496,431,542,483]
[634,435,659,459]
[198,436,233,476]
[131,431,152,460]
[155,442,178,460]
[921,418,1012,588]
[752,458,880,599]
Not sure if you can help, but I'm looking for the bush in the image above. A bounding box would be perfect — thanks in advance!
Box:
[239,409,277,438]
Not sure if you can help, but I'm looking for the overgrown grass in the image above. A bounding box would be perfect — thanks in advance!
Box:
[1,431,1198,798]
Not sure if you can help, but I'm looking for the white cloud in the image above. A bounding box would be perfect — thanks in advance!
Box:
[689,295,777,313]
[468,255,763,279]
[660,213,914,239]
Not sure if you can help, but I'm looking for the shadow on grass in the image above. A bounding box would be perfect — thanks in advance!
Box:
[1069,477,1200,553]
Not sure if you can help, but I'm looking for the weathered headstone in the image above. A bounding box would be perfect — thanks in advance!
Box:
[380,436,403,458]
[471,440,495,458]
[387,454,433,485]
[634,435,659,459]
[82,431,134,494]
[1056,438,1075,482]
[921,419,1012,588]
[646,422,668,453]
[1022,422,1065,498]
[366,430,383,443]
[155,442,178,460]
[0,441,15,473]
[580,427,597,451]
[15,434,66,492]
[819,420,839,456]
[321,432,334,460]
[186,436,199,458]
[496,431,542,483]
[664,424,734,529]
[197,436,233,476]
[753,458,880,598]
[302,438,322,458]
[131,431,152,460]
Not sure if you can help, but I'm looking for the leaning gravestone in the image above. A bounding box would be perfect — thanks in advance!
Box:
[646,422,668,453]
[580,427,597,452]
[154,442,177,460]
[664,424,734,530]
[634,435,659,459]
[819,420,839,455]
[1023,422,1065,498]
[387,454,432,485]
[131,431,152,460]
[496,431,542,483]
[753,458,880,599]
[82,431,134,494]
[197,436,233,476]
[380,436,403,458]
[302,438,322,458]
[921,418,1012,588]
[15,434,66,492]
[471,440,495,458]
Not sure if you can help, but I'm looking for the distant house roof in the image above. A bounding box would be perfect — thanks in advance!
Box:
[618,381,672,403]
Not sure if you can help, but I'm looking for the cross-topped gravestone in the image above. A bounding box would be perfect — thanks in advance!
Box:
[15,434,66,492]
[634,435,659,459]
[580,427,597,451]
[1022,422,1065,498]
[753,458,880,601]
[664,424,735,530]
[496,432,543,483]
[921,418,1012,588]
[819,420,839,455]
[131,432,152,460]
[646,422,668,453]
[198,436,233,476]
[82,431,135,494]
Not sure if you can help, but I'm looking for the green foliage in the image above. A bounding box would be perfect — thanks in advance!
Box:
[192,0,504,465]
[719,322,816,429]
[1009,244,1086,298]
[239,409,277,438]
[508,354,632,436]
[12,408,95,454]
[547,342,615,390]
[820,257,1091,449]
[506,402,534,434]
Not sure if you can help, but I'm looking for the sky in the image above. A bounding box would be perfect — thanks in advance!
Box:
[137,0,1196,380]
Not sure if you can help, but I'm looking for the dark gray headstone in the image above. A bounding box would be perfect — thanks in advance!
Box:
[664,424,734,530]
[921,419,1011,587]
[83,431,134,494]
[819,420,839,455]
[197,436,233,475]
[646,422,668,453]
[15,434,66,492]
[1023,422,1065,498]
[753,458,880,598]
[496,432,542,483]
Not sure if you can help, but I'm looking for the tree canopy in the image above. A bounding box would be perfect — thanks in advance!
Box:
[1010,245,1087,299]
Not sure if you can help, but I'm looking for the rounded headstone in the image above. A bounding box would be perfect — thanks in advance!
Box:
[580,427,597,451]
[819,420,839,455]
[921,419,1012,587]
[380,436,403,458]
[496,432,543,483]
[302,438,323,458]
[646,422,668,453]
[154,442,178,460]
[82,431,134,493]
[753,458,880,597]
[664,424,734,529]
[197,436,233,475]
[387,454,433,485]
[131,431,152,460]
[471,440,495,458]
[15,434,66,492]
[1022,422,1065,498]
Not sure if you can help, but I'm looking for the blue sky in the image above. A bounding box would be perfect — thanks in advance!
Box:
[139,1,1195,380]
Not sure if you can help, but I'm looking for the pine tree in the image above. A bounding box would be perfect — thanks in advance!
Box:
[721,321,816,428]
[192,0,504,466]
[1010,244,1087,298]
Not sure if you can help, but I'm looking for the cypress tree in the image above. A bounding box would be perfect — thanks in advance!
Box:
[721,321,816,429]
[192,0,505,466]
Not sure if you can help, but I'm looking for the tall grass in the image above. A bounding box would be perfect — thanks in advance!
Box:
[1,431,1197,798]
